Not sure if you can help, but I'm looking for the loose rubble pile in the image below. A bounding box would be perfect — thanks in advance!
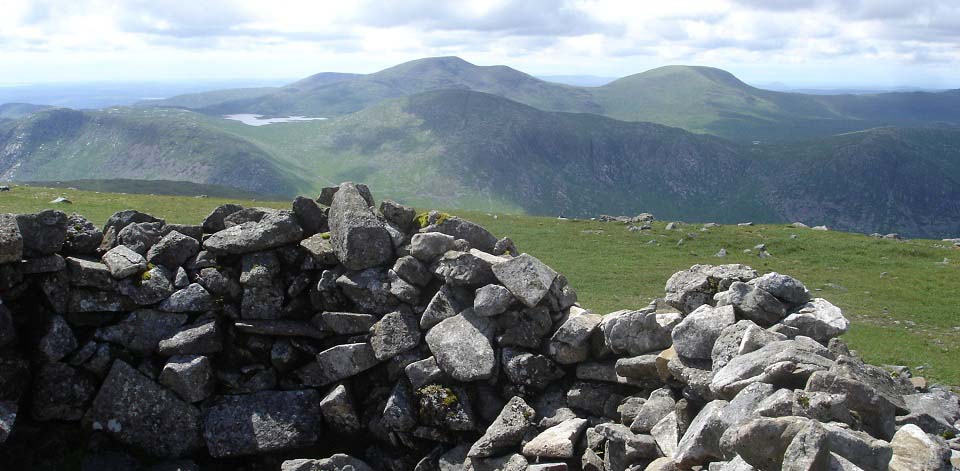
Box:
[0,182,958,471]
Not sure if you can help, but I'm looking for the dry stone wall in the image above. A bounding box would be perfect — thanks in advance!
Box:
[0,182,958,471]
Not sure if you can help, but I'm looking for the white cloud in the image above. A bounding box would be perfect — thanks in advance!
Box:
[0,0,958,88]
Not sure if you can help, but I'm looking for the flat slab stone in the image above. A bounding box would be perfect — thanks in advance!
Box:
[492,253,558,308]
[203,389,323,458]
[87,360,202,458]
[297,343,380,387]
[425,312,496,382]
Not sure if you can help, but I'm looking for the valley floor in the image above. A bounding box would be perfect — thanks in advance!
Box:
[2,184,957,385]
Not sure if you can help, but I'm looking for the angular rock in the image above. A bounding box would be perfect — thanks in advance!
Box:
[159,355,214,403]
[292,195,328,235]
[720,416,810,471]
[336,269,398,315]
[548,308,602,364]
[748,272,812,306]
[426,312,496,382]
[240,250,279,287]
[299,343,380,386]
[234,320,327,339]
[615,354,660,380]
[320,384,361,435]
[328,182,393,270]
[711,337,836,399]
[651,411,679,458]
[409,232,456,262]
[313,311,377,335]
[203,210,304,255]
[0,401,15,444]
[370,310,421,361]
[898,390,960,436]
[68,288,133,312]
[63,213,104,255]
[782,420,831,471]
[158,321,222,356]
[202,204,244,233]
[118,221,165,254]
[601,309,682,356]
[282,454,375,471]
[672,304,736,361]
[159,283,216,312]
[422,216,498,253]
[392,255,432,287]
[421,284,470,329]
[888,424,952,471]
[473,284,515,317]
[495,307,553,348]
[405,357,446,389]
[674,400,730,467]
[491,253,557,308]
[300,233,339,265]
[417,384,477,431]
[0,213,23,264]
[781,298,850,343]
[38,315,77,362]
[631,388,676,434]
[87,361,202,457]
[146,231,200,269]
[382,381,417,432]
[241,284,284,319]
[715,281,788,327]
[204,389,323,458]
[31,362,96,421]
[102,245,147,278]
[66,256,115,289]
[433,250,498,287]
[469,396,537,457]
[502,348,565,389]
[118,264,175,305]
[664,264,758,314]
[522,418,588,459]
[94,309,188,355]
[16,209,67,256]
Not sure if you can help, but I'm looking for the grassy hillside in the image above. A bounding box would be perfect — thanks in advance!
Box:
[21,179,276,199]
[1,184,957,385]
[156,57,960,142]
[0,102,52,120]
[0,107,313,195]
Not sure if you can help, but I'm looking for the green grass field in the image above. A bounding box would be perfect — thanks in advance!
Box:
[2,184,958,385]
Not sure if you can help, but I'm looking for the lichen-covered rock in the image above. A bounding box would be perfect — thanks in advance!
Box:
[159,355,214,403]
[426,311,496,382]
[748,272,811,306]
[203,210,304,255]
[781,298,849,343]
[671,304,736,361]
[298,343,380,386]
[159,283,216,312]
[710,337,836,399]
[203,389,323,458]
[0,214,24,264]
[31,362,96,421]
[370,310,421,361]
[292,196,328,236]
[522,418,588,459]
[491,253,557,308]
[664,264,758,314]
[888,424,952,471]
[202,204,244,233]
[16,210,67,257]
[422,216,498,253]
[87,361,202,458]
[473,284,515,317]
[715,281,788,327]
[102,245,147,279]
[146,231,199,269]
[320,384,361,435]
[548,308,601,364]
[601,308,682,357]
[94,309,188,355]
[158,321,222,356]
[328,182,393,270]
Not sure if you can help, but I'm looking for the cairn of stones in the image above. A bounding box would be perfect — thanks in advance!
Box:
[0,182,957,471]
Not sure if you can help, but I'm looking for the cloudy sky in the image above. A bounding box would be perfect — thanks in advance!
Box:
[2,0,959,88]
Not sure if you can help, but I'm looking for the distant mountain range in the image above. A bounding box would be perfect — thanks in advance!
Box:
[2,57,959,238]
[141,56,960,143]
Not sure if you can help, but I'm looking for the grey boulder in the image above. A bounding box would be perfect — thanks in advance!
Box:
[203,389,323,458]
[87,360,202,457]
[491,253,557,308]
[203,210,304,255]
[426,311,496,382]
[328,182,393,270]
[671,304,736,361]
